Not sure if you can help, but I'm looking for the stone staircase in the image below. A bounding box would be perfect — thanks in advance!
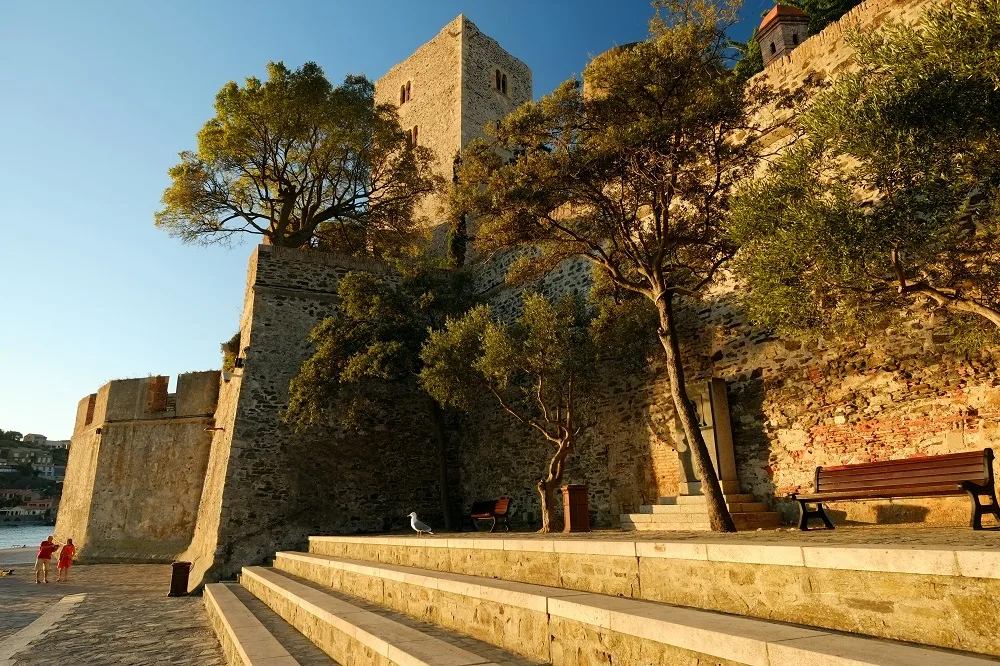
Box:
[204,534,999,665]
[621,492,782,531]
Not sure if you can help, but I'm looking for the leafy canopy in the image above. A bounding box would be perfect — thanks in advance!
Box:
[452,0,778,303]
[730,0,1000,342]
[420,293,597,442]
[284,262,468,432]
[156,62,439,254]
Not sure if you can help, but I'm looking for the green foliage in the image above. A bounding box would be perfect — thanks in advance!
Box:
[420,293,596,420]
[221,332,241,373]
[156,62,440,253]
[731,28,764,81]
[588,271,660,374]
[454,0,777,304]
[445,215,468,269]
[730,0,1000,341]
[284,261,470,432]
[0,431,22,441]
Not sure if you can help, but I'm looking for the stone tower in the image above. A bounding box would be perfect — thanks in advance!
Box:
[374,15,532,225]
[758,5,809,67]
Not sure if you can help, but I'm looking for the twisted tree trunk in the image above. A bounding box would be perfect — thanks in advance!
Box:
[654,290,736,533]
[538,437,573,533]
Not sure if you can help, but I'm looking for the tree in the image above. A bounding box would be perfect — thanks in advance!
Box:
[221,332,241,373]
[731,27,764,82]
[156,62,439,254]
[283,262,469,528]
[451,0,781,532]
[730,1,1000,346]
[1,431,23,442]
[420,293,597,532]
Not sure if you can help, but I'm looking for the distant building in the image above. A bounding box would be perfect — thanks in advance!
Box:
[33,463,57,479]
[0,505,47,517]
[45,440,70,450]
[22,433,47,445]
[0,489,41,502]
[7,448,53,466]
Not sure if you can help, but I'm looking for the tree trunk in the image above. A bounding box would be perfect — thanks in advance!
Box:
[653,291,737,533]
[427,397,453,530]
[537,437,573,533]
[537,478,560,533]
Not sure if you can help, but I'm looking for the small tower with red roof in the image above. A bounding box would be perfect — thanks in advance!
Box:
[758,5,809,67]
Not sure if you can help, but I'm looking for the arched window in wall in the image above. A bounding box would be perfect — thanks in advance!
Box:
[770,42,776,54]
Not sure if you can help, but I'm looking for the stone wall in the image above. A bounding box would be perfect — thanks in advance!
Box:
[55,371,220,561]
[449,0,1000,529]
[460,17,532,148]
[182,245,447,589]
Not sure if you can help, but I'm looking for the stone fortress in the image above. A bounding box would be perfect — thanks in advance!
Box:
[56,1,1000,591]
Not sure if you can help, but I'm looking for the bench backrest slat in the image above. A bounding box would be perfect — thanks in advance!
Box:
[469,498,511,515]
[815,449,992,496]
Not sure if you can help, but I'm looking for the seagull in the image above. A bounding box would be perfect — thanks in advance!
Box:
[408,512,434,536]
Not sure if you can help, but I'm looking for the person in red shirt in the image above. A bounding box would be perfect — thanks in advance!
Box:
[56,539,76,582]
[34,536,60,584]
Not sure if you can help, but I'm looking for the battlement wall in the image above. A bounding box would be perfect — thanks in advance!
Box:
[754,0,929,90]
[71,371,220,434]
[56,371,220,562]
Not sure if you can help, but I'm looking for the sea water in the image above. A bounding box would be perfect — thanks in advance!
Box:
[0,524,53,549]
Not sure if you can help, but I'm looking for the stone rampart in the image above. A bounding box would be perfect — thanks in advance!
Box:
[55,371,220,562]
[181,245,447,589]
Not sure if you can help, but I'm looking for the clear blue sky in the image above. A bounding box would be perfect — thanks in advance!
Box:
[0,0,767,439]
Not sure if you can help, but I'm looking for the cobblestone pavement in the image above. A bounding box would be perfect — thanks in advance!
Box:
[354,524,1000,548]
[0,564,225,665]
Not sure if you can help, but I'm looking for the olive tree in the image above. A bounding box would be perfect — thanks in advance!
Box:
[284,264,469,528]
[451,0,782,531]
[420,294,596,533]
[730,1,1000,345]
[156,62,439,254]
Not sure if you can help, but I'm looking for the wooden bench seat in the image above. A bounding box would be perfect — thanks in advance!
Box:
[460,498,511,532]
[793,448,999,530]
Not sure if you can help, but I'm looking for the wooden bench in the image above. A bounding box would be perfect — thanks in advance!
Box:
[793,449,999,530]
[460,498,511,532]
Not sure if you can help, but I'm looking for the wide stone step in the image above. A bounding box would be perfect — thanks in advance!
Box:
[273,551,996,666]
[658,493,756,505]
[622,511,782,531]
[204,582,308,666]
[229,584,340,665]
[240,565,515,666]
[306,535,1000,657]
[641,501,771,514]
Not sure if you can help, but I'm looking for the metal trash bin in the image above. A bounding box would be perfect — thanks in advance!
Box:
[561,484,591,533]
[168,561,192,597]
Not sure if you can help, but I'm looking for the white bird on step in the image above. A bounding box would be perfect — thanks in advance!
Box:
[408,512,434,536]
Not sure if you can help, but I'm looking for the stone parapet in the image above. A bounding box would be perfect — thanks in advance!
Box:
[276,549,996,663]
[306,534,1000,656]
